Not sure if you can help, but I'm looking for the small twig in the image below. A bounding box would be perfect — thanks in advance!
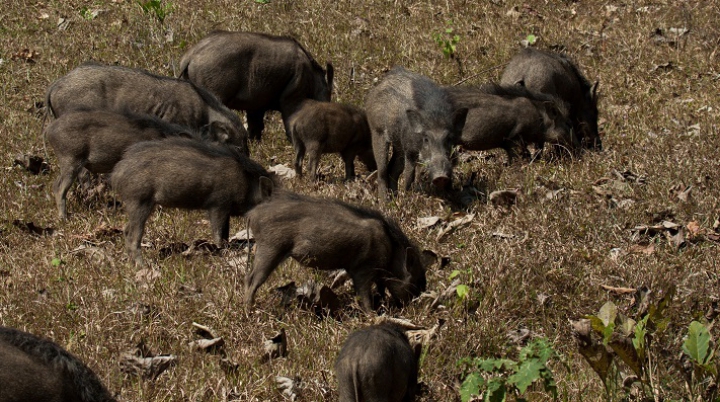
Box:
[452,63,508,86]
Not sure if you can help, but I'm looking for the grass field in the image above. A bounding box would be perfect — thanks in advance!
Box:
[1,0,719,400]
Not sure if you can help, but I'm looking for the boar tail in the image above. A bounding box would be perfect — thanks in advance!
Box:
[41,87,55,161]
[177,57,190,79]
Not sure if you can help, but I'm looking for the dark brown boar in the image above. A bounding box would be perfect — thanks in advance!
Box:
[288,99,376,181]
[46,109,229,220]
[446,83,576,163]
[111,138,274,265]
[0,326,115,402]
[178,31,334,141]
[45,62,249,155]
[244,192,431,311]
[500,48,601,150]
[335,323,418,402]
[365,67,468,199]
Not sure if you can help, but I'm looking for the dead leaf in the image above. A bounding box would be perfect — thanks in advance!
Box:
[601,284,637,294]
[507,328,531,344]
[406,319,445,353]
[427,278,461,310]
[276,376,300,401]
[192,322,216,339]
[135,268,161,288]
[669,183,692,203]
[189,337,225,354]
[627,243,655,255]
[330,270,350,289]
[417,216,441,229]
[57,17,69,30]
[489,189,518,208]
[230,228,254,241]
[653,61,674,72]
[686,221,702,237]
[571,319,614,384]
[506,6,521,19]
[296,281,341,316]
[667,227,686,249]
[13,154,49,175]
[120,342,176,379]
[12,220,54,237]
[11,49,38,63]
[268,164,296,179]
[263,329,288,360]
[436,214,475,242]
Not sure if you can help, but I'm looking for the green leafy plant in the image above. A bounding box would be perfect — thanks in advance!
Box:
[459,337,559,401]
[138,0,173,24]
[432,20,460,59]
[79,6,96,20]
[682,320,719,401]
[574,286,675,400]
[449,269,470,301]
[254,0,271,4]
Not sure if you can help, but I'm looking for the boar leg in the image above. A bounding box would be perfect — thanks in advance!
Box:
[245,244,289,305]
[305,143,322,181]
[358,149,377,172]
[293,141,305,178]
[373,133,390,199]
[387,151,403,192]
[208,208,231,245]
[52,161,83,220]
[124,200,155,266]
[340,150,356,181]
[401,152,418,191]
[247,111,265,141]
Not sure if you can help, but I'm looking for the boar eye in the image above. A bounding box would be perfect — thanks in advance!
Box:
[422,136,429,144]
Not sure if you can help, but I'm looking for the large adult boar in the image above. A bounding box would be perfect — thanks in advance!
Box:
[244,192,432,312]
[335,323,418,402]
[178,31,334,141]
[365,67,468,199]
[46,109,231,220]
[500,48,601,150]
[45,63,249,155]
[288,99,376,181]
[111,138,274,265]
[0,326,115,402]
[446,83,576,163]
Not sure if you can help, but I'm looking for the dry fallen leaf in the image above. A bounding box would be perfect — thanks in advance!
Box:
[189,337,225,355]
[628,243,655,255]
[120,342,176,379]
[12,220,54,237]
[276,376,300,401]
[436,214,475,242]
[268,164,296,179]
[601,284,637,294]
[263,329,288,360]
[416,216,441,230]
[489,189,518,208]
[13,154,49,175]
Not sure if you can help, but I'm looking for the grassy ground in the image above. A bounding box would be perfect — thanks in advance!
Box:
[1,0,719,400]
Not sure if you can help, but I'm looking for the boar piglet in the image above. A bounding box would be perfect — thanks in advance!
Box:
[335,323,418,402]
[446,83,575,163]
[501,47,600,150]
[0,326,115,402]
[179,31,334,141]
[46,62,249,155]
[46,109,232,220]
[288,99,376,181]
[111,137,274,265]
[244,192,433,311]
[365,67,467,199]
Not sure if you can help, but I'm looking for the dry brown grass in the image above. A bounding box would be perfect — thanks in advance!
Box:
[1,0,719,401]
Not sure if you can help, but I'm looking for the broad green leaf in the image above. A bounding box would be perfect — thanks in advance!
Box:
[585,315,606,334]
[633,317,647,361]
[450,269,462,279]
[526,34,537,45]
[479,358,515,372]
[598,301,618,327]
[602,322,615,345]
[683,321,713,365]
[486,378,507,402]
[456,284,470,299]
[460,372,485,402]
[508,359,544,394]
[51,258,63,267]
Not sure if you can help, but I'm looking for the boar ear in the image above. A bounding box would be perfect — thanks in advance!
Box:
[590,80,599,102]
[259,176,274,199]
[514,79,525,87]
[543,101,560,119]
[420,249,438,268]
[326,62,334,95]
[405,109,426,134]
[451,108,468,134]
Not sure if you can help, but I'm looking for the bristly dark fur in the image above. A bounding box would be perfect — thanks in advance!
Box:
[0,326,116,402]
[530,48,594,94]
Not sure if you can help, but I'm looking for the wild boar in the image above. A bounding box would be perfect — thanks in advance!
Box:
[111,138,274,265]
[45,62,249,155]
[365,67,468,199]
[244,192,432,311]
[0,326,115,402]
[500,48,601,150]
[287,99,376,181]
[46,109,230,220]
[178,31,334,141]
[335,323,418,402]
[446,83,576,163]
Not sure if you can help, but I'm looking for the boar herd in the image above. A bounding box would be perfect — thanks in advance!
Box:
[4,29,601,402]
